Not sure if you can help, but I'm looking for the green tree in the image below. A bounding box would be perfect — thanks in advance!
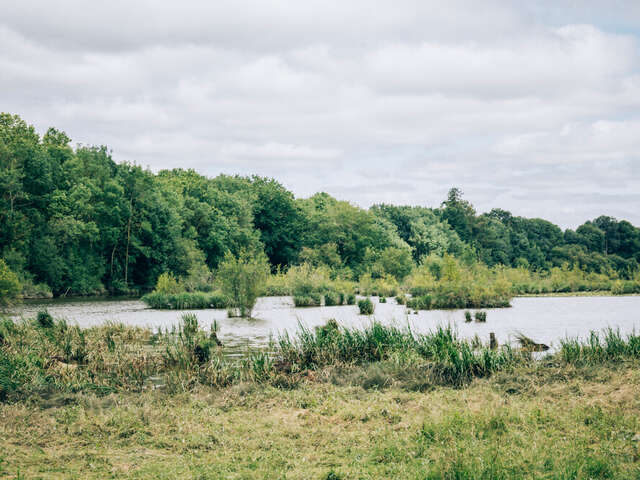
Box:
[250,176,305,269]
[440,188,476,243]
[375,246,414,281]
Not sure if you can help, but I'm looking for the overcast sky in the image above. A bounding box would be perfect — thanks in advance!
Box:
[2,1,640,228]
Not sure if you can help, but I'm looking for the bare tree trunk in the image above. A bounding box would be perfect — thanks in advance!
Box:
[124,195,133,286]
[110,244,117,277]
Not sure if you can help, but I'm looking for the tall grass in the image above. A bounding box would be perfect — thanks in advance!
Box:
[275,322,519,386]
[2,309,640,402]
[559,328,640,365]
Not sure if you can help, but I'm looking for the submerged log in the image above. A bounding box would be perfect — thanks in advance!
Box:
[515,333,549,352]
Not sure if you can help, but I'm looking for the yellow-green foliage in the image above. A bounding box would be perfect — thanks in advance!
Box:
[0,259,21,307]
[217,251,270,318]
[404,255,513,309]
[264,263,356,298]
[358,273,400,297]
[153,272,182,295]
[404,256,625,309]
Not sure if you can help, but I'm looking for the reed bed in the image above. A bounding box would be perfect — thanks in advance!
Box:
[141,291,230,309]
[2,311,640,403]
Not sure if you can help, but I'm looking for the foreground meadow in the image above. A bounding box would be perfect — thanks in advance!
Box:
[1,362,640,479]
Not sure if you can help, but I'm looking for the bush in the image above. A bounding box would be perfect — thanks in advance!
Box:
[154,272,182,294]
[0,259,21,308]
[217,251,270,318]
[346,293,356,305]
[407,295,432,310]
[611,280,640,295]
[36,310,54,328]
[358,298,375,315]
[395,295,406,305]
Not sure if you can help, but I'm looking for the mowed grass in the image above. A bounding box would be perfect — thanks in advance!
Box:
[1,362,639,479]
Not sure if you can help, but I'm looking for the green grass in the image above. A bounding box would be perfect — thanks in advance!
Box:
[2,314,640,478]
[1,360,639,479]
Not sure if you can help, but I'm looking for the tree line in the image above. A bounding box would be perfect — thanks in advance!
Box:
[1,113,639,298]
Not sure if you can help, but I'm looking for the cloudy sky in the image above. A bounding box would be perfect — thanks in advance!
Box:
[2,0,640,228]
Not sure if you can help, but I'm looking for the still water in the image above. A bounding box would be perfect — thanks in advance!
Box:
[11,295,640,353]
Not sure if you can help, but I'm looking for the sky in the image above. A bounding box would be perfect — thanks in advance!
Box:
[1,0,640,229]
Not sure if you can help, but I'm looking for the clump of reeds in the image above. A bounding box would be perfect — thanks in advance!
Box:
[324,292,341,306]
[293,293,322,307]
[274,321,519,387]
[358,298,375,315]
[464,311,472,323]
[559,328,640,365]
[474,311,487,322]
[141,291,230,309]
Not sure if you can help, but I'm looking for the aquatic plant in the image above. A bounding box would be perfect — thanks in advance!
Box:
[474,311,487,322]
[324,291,341,306]
[141,291,230,309]
[293,293,322,307]
[358,298,375,315]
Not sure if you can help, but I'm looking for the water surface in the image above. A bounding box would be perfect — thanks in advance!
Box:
[12,295,640,353]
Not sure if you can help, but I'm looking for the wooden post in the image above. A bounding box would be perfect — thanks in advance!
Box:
[490,332,497,350]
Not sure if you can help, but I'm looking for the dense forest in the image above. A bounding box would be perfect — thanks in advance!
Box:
[1,113,640,298]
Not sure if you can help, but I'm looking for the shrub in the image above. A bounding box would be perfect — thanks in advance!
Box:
[407,295,432,310]
[0,259,21,308]
[358,298,375,315]
[379,297,387,303]
[346,293,356,305]
[464,311,472,323]
[395,295,406,305]
[154,272,182,294]
[36,310,54,328]
[217,251,270,318]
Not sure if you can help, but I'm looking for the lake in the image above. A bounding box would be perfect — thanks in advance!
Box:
[10,295,640,354]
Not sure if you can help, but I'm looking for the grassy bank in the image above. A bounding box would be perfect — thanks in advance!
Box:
[1,354,639,478]
[2,314,640,478]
